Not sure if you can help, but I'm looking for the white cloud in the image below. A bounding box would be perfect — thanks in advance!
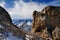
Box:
[0,0,60,20]
[7,0,47,19]
[0,1,5,7]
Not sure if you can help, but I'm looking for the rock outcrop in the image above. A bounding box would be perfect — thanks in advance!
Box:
[0,6,26,40]
[32,6,60,40]
[0,6,12,24]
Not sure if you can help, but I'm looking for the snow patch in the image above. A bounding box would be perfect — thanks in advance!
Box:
[25,34,33,40]
[26,21,31,25]
[0,25,4,28]
[6,32,23,40]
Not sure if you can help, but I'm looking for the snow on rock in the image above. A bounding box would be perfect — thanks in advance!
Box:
[23,24,31,31]
[17,21,32,31]
[1,32,23,40]
[25,34,33,40]
[26,21,32,25]
[0,25,4,28]
[0,33,6,40]
[17,21,26,28]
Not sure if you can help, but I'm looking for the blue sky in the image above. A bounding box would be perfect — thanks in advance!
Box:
[0,0,58,8]
[0,0,60,19]
[24,0,54,3]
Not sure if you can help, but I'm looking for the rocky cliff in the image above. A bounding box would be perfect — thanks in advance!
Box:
[32,6,60,40]
[0,6,26,40]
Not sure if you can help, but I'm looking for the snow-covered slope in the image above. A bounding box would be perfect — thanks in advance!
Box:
[6,32,23,40]
[0,25,23,40]
[26,21,32,25]
[0,32,23,40]
[12,19,32,32]
[0,19,32,40]
[17,21,32,32]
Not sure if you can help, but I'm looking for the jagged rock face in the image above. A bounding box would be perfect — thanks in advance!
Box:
[52,27,60,40]
[0,6,12,26]
[32,6,60,39]
[0,6,12,36]
[0,6,26,39]
[32,11,46,33]
[41,6,60,39]
[41,6,60,28]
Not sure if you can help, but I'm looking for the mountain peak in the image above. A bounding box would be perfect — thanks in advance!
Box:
[27,21,31,25]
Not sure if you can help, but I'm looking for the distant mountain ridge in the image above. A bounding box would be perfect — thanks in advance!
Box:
[12,19,32,25]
